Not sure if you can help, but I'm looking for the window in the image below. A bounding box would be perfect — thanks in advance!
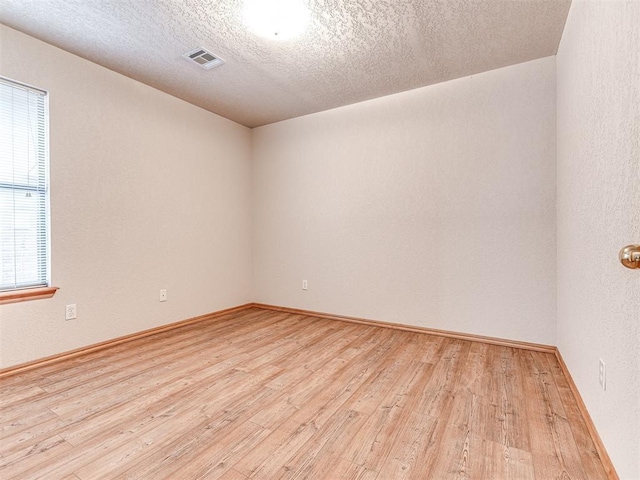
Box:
[0,77,50,293]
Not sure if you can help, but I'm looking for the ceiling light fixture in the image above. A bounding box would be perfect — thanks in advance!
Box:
[242,0,310,40]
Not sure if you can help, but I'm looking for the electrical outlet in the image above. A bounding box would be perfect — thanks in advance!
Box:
[599,359,606,390]
[302,280,308,290]
[65,304,77,320]
[159,289,167,302]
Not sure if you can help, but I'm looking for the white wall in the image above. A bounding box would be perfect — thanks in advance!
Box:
[556,1,640,477]
[252,57,557,345]
[0,25,253,369]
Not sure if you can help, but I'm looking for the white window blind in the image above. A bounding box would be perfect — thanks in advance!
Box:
[0,77,49,291]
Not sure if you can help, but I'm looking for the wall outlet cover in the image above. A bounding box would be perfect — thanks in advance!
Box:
[65,304,77,320]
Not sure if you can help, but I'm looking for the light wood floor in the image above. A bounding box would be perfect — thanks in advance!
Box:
[1,308,608,479]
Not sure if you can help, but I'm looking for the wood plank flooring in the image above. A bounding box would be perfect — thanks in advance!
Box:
[0,308,608,479]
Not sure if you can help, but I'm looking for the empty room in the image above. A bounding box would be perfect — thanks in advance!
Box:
[0,0,638,478]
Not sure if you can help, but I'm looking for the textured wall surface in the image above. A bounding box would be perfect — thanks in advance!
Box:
[252,57,557,345]
[556,1,640,477]
[3,9,638,472]
[0,0,570,127]
[0,26,253,369]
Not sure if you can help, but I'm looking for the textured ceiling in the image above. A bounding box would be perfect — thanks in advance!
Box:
[0,0,571,128]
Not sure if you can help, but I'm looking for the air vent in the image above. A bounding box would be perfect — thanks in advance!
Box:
[182,47,225,70]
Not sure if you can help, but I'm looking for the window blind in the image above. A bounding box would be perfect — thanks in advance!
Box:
[0,77,49,291]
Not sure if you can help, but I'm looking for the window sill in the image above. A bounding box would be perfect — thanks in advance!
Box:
[0,286,59,305]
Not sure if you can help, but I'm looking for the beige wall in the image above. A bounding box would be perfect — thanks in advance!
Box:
[252,57,557,345]
[4,7,638,473]
[0,25,253,368]
[2,12,636,475]
[556,1,640,477]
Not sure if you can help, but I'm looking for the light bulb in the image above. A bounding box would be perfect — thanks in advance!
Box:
[243,0,310,40]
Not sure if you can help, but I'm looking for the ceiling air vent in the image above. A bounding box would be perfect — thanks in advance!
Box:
[182,47,225,70]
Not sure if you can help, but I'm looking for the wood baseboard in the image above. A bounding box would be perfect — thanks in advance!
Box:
[250,303,557,354]
[0,302,555,379]
[554,350,619,480]
[0,303,254,379]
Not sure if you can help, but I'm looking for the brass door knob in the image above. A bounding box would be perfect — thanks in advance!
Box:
[620,245,640,269]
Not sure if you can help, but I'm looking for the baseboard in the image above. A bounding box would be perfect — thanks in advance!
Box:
[250,303,557,353]
[0,302,554,379]
[554,350,619,480]
[0,303,254,379]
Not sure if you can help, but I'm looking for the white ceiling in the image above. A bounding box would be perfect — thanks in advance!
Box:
[0,0,571,128]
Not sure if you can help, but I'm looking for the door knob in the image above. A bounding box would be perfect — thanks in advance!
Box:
[619,245,640,269]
